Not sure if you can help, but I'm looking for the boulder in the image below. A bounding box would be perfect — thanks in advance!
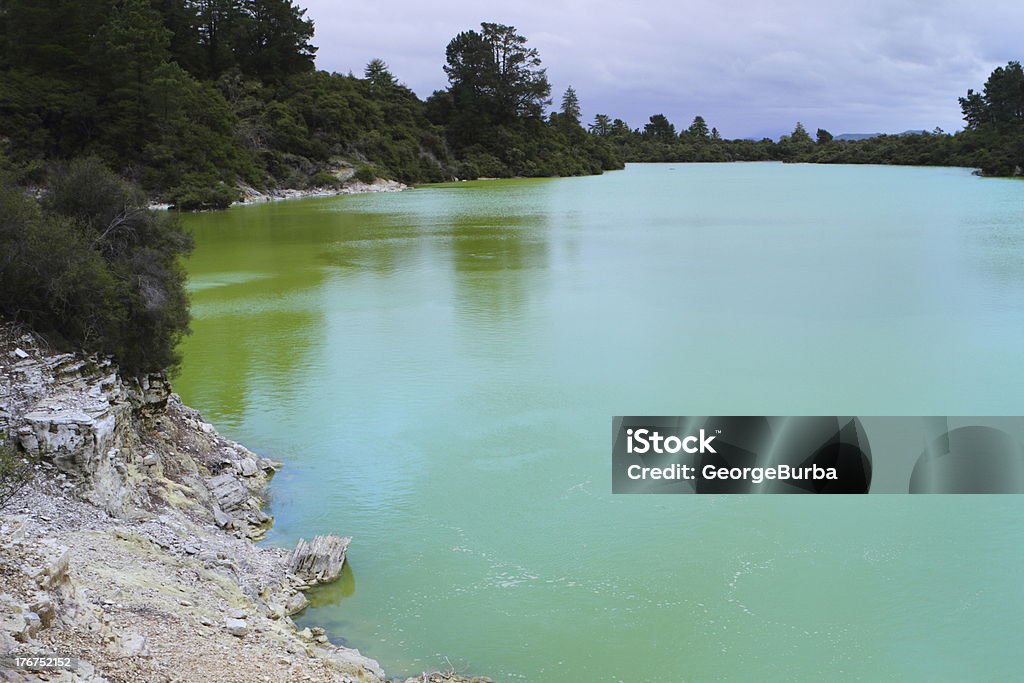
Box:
[284,592,308,616]
[237,457,259,477]
[224,617,248,637]
[0,594,29,642]
[288,535,351,586]
[207,473,248,511]
[34,547,70,591]
[120,632,151,657]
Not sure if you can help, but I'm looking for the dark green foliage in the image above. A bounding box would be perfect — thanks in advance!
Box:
[960,62,1024,128]
[157,0,315,82]
[2,0,1020,220]
[365,58,397,91]
[352,166,378,183]
[590,114,612,136]
[0,158,192,375]
[644,115,676,139]
[561,87,581,124]
[432,22,618,178]
[952,61,1024,175]
[686,116,709,140]
[0,5,620,200]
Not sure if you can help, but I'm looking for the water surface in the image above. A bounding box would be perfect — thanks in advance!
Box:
[176,163,1024,681]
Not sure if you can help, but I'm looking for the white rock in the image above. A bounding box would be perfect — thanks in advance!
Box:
[285,592,309,616]
[225,617,248,637]
[288,535,351,586]
[122,632,151,657]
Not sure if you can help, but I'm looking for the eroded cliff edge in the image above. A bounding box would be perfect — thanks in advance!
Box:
[0,325,489,683]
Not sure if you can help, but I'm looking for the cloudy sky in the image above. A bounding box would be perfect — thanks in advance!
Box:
[299,0,1023,139]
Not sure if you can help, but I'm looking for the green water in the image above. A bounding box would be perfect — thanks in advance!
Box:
[176,163,1024,681]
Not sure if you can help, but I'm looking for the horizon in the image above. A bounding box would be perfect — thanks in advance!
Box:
[298,0,1024,139]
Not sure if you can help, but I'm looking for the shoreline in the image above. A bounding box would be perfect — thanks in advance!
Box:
[232,178,408,206]
[0,324,488,683]
[149,176,408,212]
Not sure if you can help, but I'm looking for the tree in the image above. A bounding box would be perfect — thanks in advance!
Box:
[960,61,1024,128]
[644,114,675,139]
[480,22,551,119]
[790,122,813,144]
[191,0,244,79]
[91,0,172,154]
[687,115,709,139]
[610,118,631,136]
[959,89,988,128]
[710,127,721,141]
[444,29,493,96]
[443,23,550,123]
[561,86,581,124]
[236,0,316,83]
[816,128,833,144]
[590,113,611,136]
[365,58,397,90]
[1,158,192,374]
[151,0,205,76]
[0,0,108,157]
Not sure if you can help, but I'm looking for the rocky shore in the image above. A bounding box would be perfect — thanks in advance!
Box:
[0,325,488,683]
[149,168,408,211]
[233,176,407,206]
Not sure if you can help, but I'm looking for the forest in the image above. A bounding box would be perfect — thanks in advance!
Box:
[0,1,622,210]
[0,0,1022,375]
[1,1,1022,212]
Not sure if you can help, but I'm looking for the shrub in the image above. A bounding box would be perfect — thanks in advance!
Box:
[0,158,193,375]
[168,173,239,210]
[352,166,378,183]
[309,172,341,189]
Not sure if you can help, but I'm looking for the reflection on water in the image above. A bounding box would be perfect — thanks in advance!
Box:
[305,562,357,609]
[447,213,550,322]
[175,165,1024,682]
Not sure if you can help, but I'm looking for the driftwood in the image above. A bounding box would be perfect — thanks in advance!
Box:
[288,534,351,585]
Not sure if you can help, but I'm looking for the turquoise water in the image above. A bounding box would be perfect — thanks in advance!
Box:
[175,163,1024,680]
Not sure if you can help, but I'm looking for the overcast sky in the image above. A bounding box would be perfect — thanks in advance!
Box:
[299,0,1023,139]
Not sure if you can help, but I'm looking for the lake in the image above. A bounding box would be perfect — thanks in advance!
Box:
[175,163,1024,680]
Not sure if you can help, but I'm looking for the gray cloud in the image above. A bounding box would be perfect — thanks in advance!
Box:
[300,0,1023,138]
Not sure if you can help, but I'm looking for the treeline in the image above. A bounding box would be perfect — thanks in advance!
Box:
[591,62,1024,176]
[0,2,620,209]
[1,0,1019,215]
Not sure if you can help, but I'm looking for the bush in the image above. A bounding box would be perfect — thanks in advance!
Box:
[352,166,378,183]
[168,173,239,210]
[0,158,193,375]
[309,172,341,189]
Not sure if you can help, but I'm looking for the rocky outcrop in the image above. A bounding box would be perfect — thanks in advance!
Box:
[233,174,407,207]
[0,325,388,682]
[289,535,351,586]
[2,329,277,538]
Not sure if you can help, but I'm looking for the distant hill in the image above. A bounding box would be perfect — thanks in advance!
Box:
[836,130,929,141]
